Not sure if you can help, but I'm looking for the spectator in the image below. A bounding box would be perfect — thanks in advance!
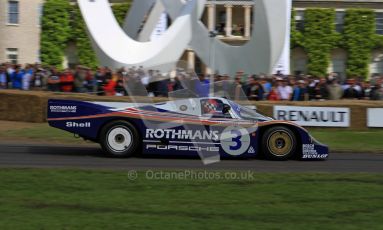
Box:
[361,81,371,100]
[307,77,318,100]
[355,77,364,99]
[1,61,382,101]
[33,67,47,90]
[173,75,184,91]
[115,75,127,96]
[11,66,23,89]
[327,79,343,100]
[312,78,328,101]
[22,64,34,91]
[60,69,74,92]
[5,63,16,88]
[277,78,293,101]
[247,76,264,101]
[267,84,280,101]
[74,66,87,93]
[149,71,167,97]
[94,67,108,95]
[104,66,112,80]
[343,79,359,99]
[370,79,383,100]
[0,66,7,89]
[292,80,308,101]
[47,67,61,92]
[261,76,272,99]
[244,75,254,98]
[195,73,209,97]
[84,69,97,93]
[157,78,170,97]
[104,74,118,96]
[233,75,244,100]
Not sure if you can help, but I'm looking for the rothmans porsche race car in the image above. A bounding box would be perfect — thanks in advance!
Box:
[47,97,329,161]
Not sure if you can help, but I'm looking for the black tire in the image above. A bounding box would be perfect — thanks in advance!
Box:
[261,126,297,161]
[99,120,140,157]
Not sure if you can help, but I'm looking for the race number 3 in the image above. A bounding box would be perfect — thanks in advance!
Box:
[220,126,250,156]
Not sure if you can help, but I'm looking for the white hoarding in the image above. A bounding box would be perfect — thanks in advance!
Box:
[274,106,350,127]
[367,108,383,128]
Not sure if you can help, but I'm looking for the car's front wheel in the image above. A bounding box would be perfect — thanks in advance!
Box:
[99,120,139,157]
[262,126,297,160]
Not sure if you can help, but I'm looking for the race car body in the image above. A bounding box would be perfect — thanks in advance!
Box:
[47,98,329,160]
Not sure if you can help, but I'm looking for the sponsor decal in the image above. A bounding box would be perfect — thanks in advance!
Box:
[146,144,219,152]
[248,146,255,154]
[302,144,327,159]
[220,126,251,156]
[50,105,77,113]
[145,129,219,141]
[179,105,188,111]
[66,122,91,128]
[274,106,350,127]
[367,108,383,128]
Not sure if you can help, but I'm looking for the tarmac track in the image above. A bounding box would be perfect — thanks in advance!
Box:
[0,143,382,173]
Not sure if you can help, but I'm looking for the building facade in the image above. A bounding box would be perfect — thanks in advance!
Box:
[1,0,383,78]
[186,0,383,78]
[291,0,383,79]
[185,0,256,74]
[0,0,43,64]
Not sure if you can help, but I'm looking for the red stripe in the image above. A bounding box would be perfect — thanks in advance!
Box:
[48,111,257,126]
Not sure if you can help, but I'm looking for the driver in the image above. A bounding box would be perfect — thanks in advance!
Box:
[202,99,221,114]
[201,99,233,119]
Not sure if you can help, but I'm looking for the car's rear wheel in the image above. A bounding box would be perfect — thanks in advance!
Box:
[99,120,139,157]
[262,126,297,160]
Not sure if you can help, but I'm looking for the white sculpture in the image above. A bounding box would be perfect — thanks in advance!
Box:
[78,0,291,75]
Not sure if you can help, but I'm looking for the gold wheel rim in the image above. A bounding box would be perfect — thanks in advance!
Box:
[267,131,293,156]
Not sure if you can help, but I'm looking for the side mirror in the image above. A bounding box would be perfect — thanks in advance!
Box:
[222,104,231,114]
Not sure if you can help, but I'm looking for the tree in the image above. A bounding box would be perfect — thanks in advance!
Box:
[40,0,71,68]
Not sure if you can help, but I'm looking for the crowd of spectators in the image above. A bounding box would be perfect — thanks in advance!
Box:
[1,62,383,101]
[231,71,383,101]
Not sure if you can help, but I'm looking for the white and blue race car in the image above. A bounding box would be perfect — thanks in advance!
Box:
[47,97,329,161]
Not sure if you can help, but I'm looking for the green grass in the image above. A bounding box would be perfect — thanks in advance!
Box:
[0,169,382,229]
[310,129,383,152]
[1,124,85,143]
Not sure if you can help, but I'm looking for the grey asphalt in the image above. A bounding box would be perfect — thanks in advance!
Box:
[0,143,382,172]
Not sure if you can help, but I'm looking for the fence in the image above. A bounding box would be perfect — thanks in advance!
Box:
[1,90,382,130]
